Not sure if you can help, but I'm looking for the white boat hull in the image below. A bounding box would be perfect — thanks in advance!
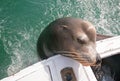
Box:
[1,36,120,81]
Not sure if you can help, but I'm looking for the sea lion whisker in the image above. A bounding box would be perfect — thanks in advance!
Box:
[60,54,76,57]
[59,53,86,61]
[54,51,83,59]
[54,51,92,62]
[54,51,79,55]
[73,57,86,61]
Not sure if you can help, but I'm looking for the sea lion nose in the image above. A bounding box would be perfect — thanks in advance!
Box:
[95,55,102,65]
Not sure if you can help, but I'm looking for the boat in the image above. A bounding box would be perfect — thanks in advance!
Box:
[1,35,120,81]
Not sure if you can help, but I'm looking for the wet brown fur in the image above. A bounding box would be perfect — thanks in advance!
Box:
[37,17,101,66]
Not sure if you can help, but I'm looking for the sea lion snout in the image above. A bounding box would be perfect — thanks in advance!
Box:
[76,43,101,66]
[95,54,102,65]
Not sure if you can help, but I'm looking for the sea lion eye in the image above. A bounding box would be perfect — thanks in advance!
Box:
[77,37,86,44]
[61,25,68,30]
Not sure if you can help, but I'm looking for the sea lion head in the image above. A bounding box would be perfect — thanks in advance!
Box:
[37,17,101,66]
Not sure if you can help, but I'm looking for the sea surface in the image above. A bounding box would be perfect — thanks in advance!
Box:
[0,0,120,79]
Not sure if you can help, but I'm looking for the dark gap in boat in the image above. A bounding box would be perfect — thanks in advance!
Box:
[91,54,120,81]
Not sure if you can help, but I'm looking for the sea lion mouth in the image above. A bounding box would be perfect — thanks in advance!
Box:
[54,51,95,66]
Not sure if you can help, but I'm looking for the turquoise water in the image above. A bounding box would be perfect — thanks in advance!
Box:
[0,0,120,79]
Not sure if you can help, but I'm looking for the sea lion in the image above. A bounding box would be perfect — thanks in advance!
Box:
[37,17,101,66]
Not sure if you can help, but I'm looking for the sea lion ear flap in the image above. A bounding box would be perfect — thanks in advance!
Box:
[43,43,53,57]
